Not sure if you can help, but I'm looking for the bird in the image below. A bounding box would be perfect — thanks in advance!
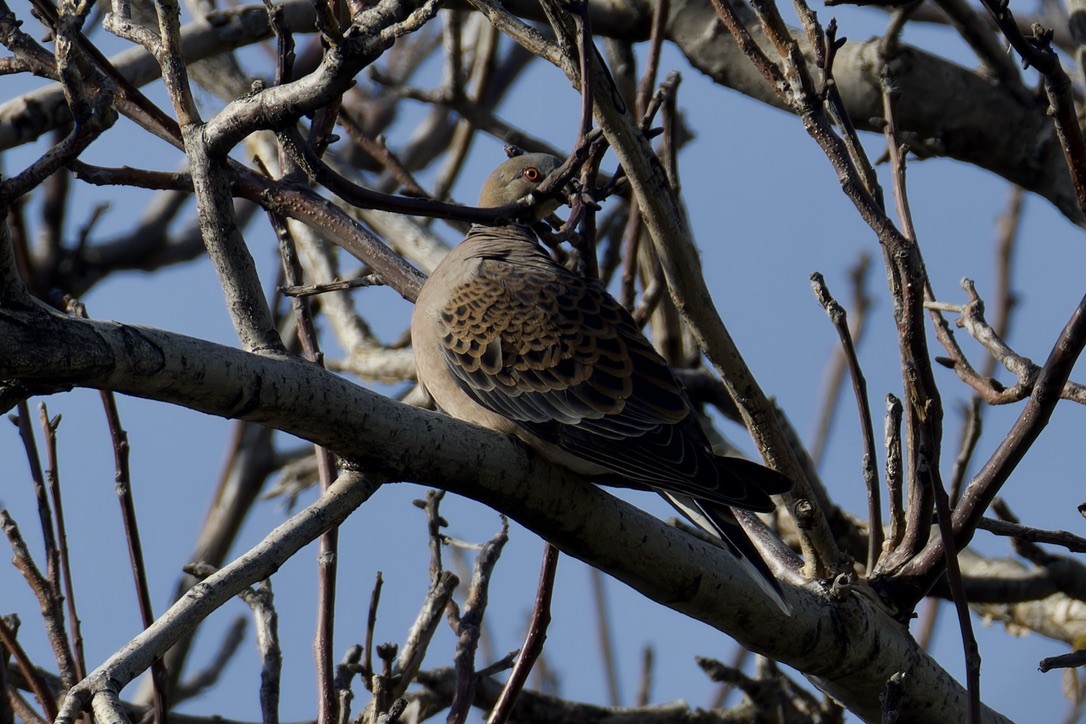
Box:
[411,153,794,612]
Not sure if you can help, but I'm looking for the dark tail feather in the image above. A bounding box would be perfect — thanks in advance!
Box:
[711,456,794,513]
[662,493,791,615]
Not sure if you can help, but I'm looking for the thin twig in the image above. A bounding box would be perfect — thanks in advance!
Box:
[10,402,79,684]
[447,518,509,724]
[281,274,385,298]
[810,254,872,466]
[239,580,282,724]
[68,296,170,722]
[635,645,654,708]
[948,400,982,507]
[268,208,340,724]
[363,572,384,685]
[37,403,85,682]
[487,543,560,723]
[810,273,882,571]
[0,613,56,720]
[977,517,1086,553]
[927,457,981,724]
[879,395,905,568]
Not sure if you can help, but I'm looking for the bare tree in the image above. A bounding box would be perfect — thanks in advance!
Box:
[1,0,1085,721]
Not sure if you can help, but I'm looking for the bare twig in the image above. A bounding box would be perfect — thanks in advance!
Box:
[928,458,981,724]
[0,613,57,720]
[877,387,902,555]
[977,517,1086,554]
[448,518,509,724]
[810,273,881,572]
[37,404,86,682]
[363,572,384,685]
[268,208,340,724]
[810,254,872,466]
[66,296,171,722]
[239,580,282,724]
[281,274,384,298]
[635,645,654,708]
[487,543,560,723]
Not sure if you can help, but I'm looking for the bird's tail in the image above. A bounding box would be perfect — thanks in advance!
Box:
[662,493,791,615]
[708,455,794,513]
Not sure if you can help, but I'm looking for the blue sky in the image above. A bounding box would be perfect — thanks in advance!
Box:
[2,1,1085,720]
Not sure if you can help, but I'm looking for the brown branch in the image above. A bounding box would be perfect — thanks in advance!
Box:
[82,303,171,721]
[362,572,383,685]
[487,543,560,723]
[879,395,905,566]
[977,517,1086,554]
[1039,650,1086,673]
[927,461,981,723]
[810,254,873,467]
[975,0,1086,214]
[810,273,881,572]
[876,72,939,577]
[37,404,85,682]
[0,614,56,721]
[267,207,340,724]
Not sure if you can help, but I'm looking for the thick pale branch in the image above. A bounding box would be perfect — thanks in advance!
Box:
[0,303,1007,722]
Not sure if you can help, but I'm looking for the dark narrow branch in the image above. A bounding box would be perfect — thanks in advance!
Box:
[947,400,982,507]
[12,402,58,589]
[810,254,873,467]
[976,0,1086,212]
[1039,650,1086,673]
[0,614,56,720]
[37,404,85,682]
[362,572,383,687]
[927,460,981,724]
[487,543,560,724]
[84,311,171,722]
[0,198,31,304]
[977,517,1086,553]
[810,273,881,572]
[267,209,340,724]
[0,504,76,693]
[877,75,938,577]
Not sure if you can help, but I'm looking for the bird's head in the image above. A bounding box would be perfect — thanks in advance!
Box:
[477,153,565,218]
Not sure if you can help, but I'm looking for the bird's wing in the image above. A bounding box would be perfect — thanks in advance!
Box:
[436,238,778,509]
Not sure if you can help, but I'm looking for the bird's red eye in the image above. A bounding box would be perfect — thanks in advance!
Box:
[523,167,542,182]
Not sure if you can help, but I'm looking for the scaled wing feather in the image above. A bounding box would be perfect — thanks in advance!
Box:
[437,227,782,510]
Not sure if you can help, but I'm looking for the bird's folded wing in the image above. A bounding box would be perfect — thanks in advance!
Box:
[436,243,780,510]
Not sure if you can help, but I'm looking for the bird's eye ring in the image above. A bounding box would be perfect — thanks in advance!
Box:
[522,166,542,182]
